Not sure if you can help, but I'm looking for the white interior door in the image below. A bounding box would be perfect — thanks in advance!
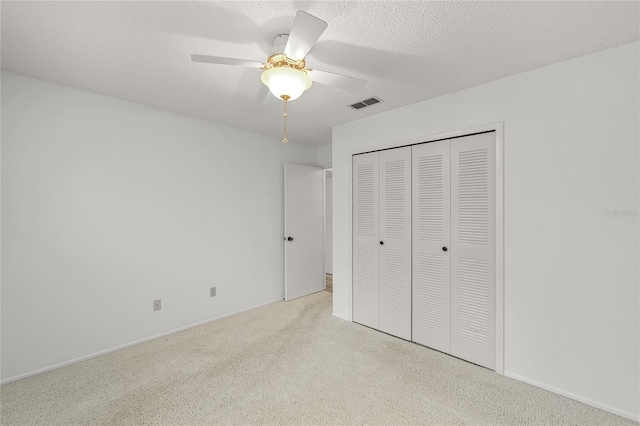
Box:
[412,141,451,353]
[352,152,380,329]
[379,147,412,340]
[284,163,323,301]
[450,132,496,369]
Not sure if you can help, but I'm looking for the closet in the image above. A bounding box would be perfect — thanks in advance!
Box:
[353,132,496,370]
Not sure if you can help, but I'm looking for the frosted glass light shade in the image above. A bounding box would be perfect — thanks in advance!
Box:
[261,67,312,101]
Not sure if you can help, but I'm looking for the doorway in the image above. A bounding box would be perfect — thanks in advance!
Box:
[324,169,333,293]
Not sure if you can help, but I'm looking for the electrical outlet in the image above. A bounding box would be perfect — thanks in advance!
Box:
[210,287,216,297]
[153,299,161,311]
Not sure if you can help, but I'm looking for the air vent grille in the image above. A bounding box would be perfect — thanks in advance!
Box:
[349,97,383,110]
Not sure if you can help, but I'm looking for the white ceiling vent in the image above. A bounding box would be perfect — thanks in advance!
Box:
[349,97,384,110]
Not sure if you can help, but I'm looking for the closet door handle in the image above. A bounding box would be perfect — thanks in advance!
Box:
[287,237,294,242]
[442,247,448,252]
[380,241,384,245]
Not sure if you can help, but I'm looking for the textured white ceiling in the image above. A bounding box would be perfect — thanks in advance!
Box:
[2,1,638,146]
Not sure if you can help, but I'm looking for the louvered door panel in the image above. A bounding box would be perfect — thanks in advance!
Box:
[352,152,380,329]
[412,141,451,353]
[450,132,496,369]
[379,147,412,340]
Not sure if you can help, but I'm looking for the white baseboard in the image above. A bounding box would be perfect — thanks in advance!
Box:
[1,297,284,385]
[504,371,640,422]
[332,312,350,322]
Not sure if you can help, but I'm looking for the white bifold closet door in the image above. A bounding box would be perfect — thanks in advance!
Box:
[412,141,451,354]
[352,153,380,330]
[353,148,412,340]
[379,147,412,340]
[412,132,495,369]
[450,132,496,370]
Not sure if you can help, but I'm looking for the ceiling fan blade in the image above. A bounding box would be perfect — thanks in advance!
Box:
[191,54,265,69]
[308,69,366,93]
[284,11,328,61]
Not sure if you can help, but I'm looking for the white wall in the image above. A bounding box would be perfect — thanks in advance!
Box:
[324,174,333,274]
[332,42,639,420]
[0,71,318,382]
[316,143,332,169]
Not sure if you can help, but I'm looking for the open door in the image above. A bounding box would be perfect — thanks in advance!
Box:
[284,163,324,301]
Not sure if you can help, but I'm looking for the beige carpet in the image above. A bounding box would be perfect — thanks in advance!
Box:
[1,291,636,425]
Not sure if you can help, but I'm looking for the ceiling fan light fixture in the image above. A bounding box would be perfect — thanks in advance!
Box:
[261,66,312,101]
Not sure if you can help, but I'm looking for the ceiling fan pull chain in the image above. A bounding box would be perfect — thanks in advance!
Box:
[282,95,290,144]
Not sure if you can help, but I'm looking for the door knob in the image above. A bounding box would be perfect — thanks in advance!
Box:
[380,241,384,245]
[442,247,448,252]
[287,237,294,242]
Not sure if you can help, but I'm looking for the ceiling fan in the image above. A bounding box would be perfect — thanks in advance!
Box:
[191,10,366,143]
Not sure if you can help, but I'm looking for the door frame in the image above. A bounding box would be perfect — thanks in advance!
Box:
[322,168,333,290]
[347,122,505,375]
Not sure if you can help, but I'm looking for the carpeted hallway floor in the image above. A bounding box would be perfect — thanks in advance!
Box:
[1,291,635,425]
